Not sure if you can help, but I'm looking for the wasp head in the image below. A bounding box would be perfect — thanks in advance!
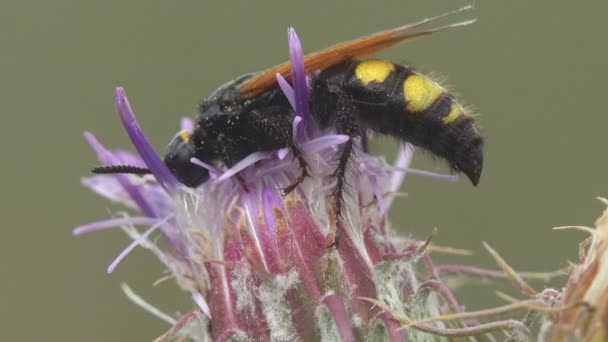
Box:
[164,130,209,188]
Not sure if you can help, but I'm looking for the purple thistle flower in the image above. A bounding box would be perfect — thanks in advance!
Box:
[76,27,466,341]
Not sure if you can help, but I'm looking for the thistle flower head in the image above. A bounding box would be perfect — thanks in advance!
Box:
[76,27,461,341]
[541,198,608,341]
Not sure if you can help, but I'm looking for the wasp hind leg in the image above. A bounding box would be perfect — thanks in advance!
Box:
[325,93,363,248]
[326,137,356,248]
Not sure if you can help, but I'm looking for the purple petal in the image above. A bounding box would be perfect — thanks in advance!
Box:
[291,116,302,142]
[262,187,283,253]
[213,151,273,183]
[402,168,459,182]
[113,149,147,168]
[276,73,295,109]
[387,144,415,203]
[191,158,221,179]
[81,175,137,208]
[180,117,195,132]
[107,218,165,273]
[300,134,350,154]
[276,148,289,160]
[120,283,177,325]
[115,87,178,192]
[73,217,159,235]
[84,132,157,217]
[287,28,312,138]
[192,291,212,319]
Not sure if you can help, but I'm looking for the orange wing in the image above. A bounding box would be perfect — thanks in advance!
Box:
[239,6,475,99]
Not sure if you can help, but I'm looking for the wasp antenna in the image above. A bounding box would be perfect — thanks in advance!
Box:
[91,165,152,176]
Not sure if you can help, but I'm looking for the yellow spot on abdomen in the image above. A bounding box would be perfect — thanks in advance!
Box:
[442,102,464,124]
[355,60,395,85]
[179,130,191,143]
[403,74,443,112]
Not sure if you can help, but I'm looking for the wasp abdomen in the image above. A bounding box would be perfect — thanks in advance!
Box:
[311,59,483,185]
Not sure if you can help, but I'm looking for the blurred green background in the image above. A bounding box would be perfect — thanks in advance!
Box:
[2,0,607,340]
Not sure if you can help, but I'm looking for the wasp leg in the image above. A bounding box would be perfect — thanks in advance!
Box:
[326,137,355,248]
[360,131,370,153]
[280,143,310,195]
[235,174,250,192]
[325,92,363,248]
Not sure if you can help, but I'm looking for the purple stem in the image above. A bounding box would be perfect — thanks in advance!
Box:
[418,280,462,315]
[437,264,507,278]
[436,264,566,282]
[412,320,530,339]
[322,293,355,342]
[153,309,202,341]
[379,312,406,342]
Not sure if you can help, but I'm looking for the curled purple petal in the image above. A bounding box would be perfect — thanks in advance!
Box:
[115,87,178,192]
[73,217,159,235]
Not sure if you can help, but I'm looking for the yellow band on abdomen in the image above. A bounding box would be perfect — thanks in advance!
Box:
[354,60,396,85]
[403,74,443,112]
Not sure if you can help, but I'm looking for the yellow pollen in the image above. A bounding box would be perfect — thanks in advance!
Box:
[179,130,191,143]
[443,103,464,124]
[355,60,395,85]
[403,74,443,112]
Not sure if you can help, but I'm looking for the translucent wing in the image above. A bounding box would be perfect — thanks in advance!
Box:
[239,6,475,99]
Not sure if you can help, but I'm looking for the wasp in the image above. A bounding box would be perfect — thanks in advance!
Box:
[94,7,483,215]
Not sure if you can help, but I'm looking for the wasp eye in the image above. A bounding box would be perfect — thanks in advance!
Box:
[163,130,209,188]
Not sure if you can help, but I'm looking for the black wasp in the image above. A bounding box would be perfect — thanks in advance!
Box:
[94,8,483,218]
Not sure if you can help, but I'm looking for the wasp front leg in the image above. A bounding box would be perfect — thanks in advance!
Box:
[280,142,310,195]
